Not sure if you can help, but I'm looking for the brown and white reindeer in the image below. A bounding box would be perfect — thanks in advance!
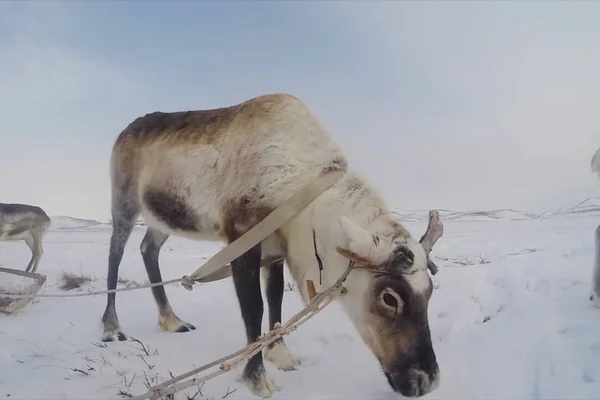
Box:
[0,203,51,274]
[590,148,600,308]
[101,93,444,398]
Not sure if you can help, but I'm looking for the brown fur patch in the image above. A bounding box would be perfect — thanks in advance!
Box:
[390,220,411,241]
[143,188,198,232]
[114,93,299,149]
[220,194,275,242]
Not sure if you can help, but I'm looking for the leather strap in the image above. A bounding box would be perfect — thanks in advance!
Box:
[182,170,345,287]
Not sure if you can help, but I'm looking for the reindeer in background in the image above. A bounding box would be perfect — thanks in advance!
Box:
[0,203,51,274]
[590,148,600,308]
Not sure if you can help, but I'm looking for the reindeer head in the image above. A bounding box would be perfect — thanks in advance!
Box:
[336,211,443,397]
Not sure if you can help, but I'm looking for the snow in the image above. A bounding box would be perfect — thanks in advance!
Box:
[1,207,599,400]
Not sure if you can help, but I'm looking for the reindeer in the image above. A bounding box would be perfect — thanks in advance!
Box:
[101,93,444,398]
[590,148,600,308]
[0,203,51,274]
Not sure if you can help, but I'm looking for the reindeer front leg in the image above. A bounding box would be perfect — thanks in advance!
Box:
[24,235,37,273]
[24,231,45,274]
[230,243,279,398]
[263,259,300,371]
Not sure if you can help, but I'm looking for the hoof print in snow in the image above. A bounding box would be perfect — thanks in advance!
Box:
[481,304,505,324]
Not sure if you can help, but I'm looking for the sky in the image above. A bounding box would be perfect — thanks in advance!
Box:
[1,0,599,220]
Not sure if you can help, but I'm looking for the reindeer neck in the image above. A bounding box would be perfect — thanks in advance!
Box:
[280,172,385,301]
[307,172,399,283]
[313,171,395,236]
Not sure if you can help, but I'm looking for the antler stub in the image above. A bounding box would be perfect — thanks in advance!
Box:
[420,210,444,275]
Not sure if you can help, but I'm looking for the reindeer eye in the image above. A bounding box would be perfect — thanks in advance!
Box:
[382,293,398,308]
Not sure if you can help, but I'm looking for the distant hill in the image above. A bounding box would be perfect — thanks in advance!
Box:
[50,216,103,229]
[47,198,600,229]
[392,197,600,222]
[551,197,600,216]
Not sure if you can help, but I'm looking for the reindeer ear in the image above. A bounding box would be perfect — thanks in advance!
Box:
[339,216,374,256]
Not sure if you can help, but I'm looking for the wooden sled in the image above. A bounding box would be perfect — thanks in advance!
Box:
[0,266,46,314]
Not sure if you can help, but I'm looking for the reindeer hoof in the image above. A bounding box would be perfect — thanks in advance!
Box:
[242,367,280,398]
[175,322,196,332]
[102,331,128,342]
[265,339,300,371]
[159,313,196,333]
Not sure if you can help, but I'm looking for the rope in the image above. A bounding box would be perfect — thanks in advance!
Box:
[0,277,184,299]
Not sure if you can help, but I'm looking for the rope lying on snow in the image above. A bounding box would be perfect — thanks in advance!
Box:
[0,277,185,298]
[130,262,355,400]
[0,257,286,299]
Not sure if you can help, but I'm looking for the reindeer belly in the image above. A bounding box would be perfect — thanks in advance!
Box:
[137,169,225,242]
[0,220,35,239]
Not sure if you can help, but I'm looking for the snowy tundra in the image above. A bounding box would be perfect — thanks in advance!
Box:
[1,201,600,400]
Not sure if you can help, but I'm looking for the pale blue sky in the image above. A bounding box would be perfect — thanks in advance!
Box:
[1,1,599,220]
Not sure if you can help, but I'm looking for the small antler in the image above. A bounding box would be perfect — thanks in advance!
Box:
[420,210,443,252]
[419,210,444,275]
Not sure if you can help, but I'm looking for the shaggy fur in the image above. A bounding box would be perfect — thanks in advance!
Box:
[101,93,440,398]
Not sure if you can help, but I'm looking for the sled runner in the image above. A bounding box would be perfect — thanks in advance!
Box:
[0,266,46,314]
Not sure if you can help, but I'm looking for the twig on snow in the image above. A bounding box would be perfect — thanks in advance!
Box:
[222,386,236,398]
[118,390,134,399]
[185,382,205,400]
[71,368,89,376]
[131,337,151,357]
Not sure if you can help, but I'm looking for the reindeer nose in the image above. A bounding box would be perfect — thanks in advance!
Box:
[385,365,439,397]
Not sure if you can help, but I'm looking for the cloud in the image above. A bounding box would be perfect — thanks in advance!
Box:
[318,1,600,211]
[1,1,599,219]
[0,2,145,219]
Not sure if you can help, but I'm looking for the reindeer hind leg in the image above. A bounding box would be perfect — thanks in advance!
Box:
[102,198,139,342]
[140,227,195,333]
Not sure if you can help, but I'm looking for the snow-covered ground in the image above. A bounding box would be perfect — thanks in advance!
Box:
[1,199,600,400]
